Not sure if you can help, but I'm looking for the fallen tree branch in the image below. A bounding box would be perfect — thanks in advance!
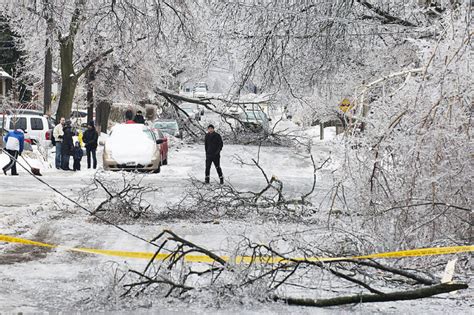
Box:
[355,0,417,27]
[274,282,468,307]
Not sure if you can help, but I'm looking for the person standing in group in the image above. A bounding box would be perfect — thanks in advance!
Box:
[83,121,98,169]
[61,121,74,170]
[72,141,83,171]
[125,109,135,124]
[133,110,145,124]
[204,124,224,184]
[53,117,65,169]
[2,129,24,176]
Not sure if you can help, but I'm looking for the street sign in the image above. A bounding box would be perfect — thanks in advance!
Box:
[339,98,353,113]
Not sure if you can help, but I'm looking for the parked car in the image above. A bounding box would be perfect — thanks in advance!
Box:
[238,110,270,132]
[1,114,54,146]
[154,128,169,165]
[152,119,182,138]
[180,102,201,121]
[227,104,244,117]
[103,124,168,172]
[193,82,208,98]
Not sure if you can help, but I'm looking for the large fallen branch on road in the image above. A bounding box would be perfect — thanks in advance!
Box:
[79,172,156,223]
[160,148,329,222]
[274,282,468,307]
[121,230,469,308]
[154,88,298,145]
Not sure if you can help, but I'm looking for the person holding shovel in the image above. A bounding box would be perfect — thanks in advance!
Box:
[2,129,25,176]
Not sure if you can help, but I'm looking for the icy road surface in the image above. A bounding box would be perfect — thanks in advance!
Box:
[0,143,471,313]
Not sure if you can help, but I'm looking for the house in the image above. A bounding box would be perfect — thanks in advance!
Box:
[0,67,13,97]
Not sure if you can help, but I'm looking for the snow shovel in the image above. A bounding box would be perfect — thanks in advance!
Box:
[21,155,42,176]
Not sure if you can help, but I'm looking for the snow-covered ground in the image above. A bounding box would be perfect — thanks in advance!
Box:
[0,134,471,313]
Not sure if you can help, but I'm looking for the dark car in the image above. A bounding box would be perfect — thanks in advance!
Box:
[152,119,182,138]
[238,110,270,132]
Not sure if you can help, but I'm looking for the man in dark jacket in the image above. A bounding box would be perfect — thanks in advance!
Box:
[204,124,224,184]
[2,129,25,176]
[125,109,135,124]
[61,121,74,170]
[133,110,145,124]
[83,121,98,169]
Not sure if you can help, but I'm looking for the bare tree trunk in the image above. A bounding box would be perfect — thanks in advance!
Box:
[56,40,77,123]
[43,46,53,116]
[86,67,95,123]
[96,99,111,133]
[43,15,54,116]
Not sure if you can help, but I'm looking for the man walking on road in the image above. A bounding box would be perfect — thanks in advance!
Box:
[53,117,65,169]
[204,124,224,184]
[2,129,25,176]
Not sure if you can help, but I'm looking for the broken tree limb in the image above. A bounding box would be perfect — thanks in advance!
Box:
[346,260,437,286]
[274,282,468,307]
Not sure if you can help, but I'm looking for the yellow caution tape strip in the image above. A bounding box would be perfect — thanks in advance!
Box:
[0,234,472,264]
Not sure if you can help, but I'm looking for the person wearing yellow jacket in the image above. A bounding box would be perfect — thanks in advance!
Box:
[77,130,84,147]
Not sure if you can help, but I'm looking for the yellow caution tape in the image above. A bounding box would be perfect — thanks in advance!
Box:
[0,234,472,264]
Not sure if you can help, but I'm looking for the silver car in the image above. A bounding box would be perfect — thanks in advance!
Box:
[238,110,270,132]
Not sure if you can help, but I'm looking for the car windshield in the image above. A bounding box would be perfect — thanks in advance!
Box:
[154,122,178,130]
[240,111,265,122]
[143,129,155,141]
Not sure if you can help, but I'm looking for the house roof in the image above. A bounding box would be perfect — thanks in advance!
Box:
[0,67,13,80]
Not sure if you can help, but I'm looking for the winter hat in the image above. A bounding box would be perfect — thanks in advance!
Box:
[65,120,72,126]
[88,121,94,127]
[207,124,215,129]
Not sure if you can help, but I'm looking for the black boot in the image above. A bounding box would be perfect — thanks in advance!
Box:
[205,176,210,184]
[219,176,224,185]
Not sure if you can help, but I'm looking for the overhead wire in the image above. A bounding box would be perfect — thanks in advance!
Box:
[0,148,158,247]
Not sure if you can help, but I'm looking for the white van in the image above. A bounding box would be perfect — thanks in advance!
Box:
[1,114,55,146]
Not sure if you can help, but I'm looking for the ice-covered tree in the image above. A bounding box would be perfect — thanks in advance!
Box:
[2,0,197,121]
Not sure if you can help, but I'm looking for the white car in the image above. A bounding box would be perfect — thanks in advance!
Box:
[1,113,54,146]
[227,104,244,116]
[193,82,208,98]
[103,124,166,172]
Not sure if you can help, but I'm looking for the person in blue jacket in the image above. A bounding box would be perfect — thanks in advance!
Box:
[2,129,25,176]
